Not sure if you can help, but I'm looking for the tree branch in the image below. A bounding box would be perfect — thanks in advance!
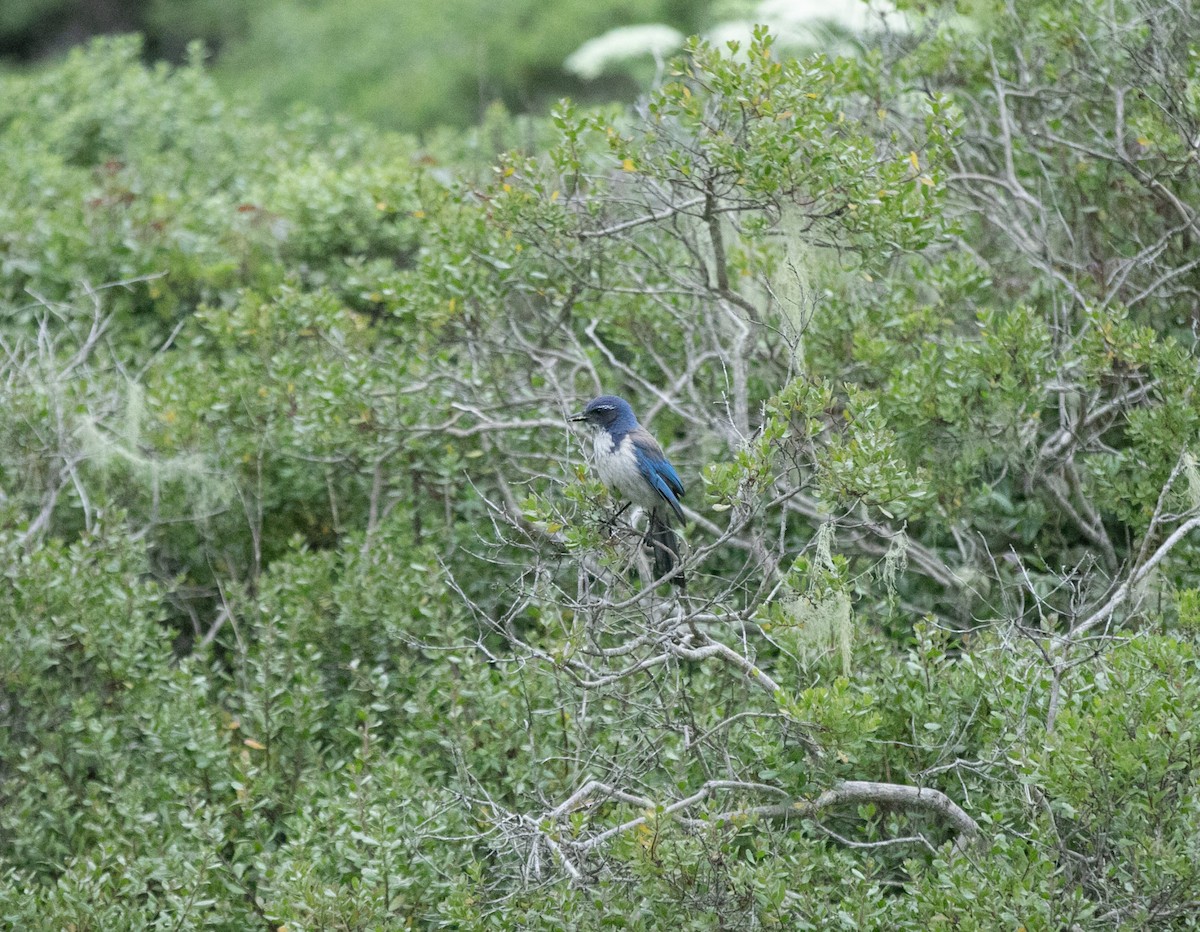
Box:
[528,776,982,884]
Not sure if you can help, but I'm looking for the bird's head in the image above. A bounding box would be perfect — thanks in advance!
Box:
[569,395,637,433]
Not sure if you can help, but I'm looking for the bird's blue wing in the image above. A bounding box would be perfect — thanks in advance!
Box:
[629,428,684,520]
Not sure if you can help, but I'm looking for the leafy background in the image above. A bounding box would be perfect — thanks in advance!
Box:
[2,1,1200,928]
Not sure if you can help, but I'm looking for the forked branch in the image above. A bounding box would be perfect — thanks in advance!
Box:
[519,776,981,884]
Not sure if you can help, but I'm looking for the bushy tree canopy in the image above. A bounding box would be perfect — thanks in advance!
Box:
[2,6,1200,928]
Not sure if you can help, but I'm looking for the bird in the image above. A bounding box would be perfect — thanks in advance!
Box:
[569,395,685,587]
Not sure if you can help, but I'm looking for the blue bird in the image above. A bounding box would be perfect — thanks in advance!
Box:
[570,395,685,587]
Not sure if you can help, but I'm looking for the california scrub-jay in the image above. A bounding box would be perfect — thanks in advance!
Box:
[570,395,685,587]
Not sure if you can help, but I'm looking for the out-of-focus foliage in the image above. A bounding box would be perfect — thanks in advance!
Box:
[0,0,68,40]
[2,6,1200,927]
[0,0,247,62]
[214,0,717,132]
[0,0,717,133]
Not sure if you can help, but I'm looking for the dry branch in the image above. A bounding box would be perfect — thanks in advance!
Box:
[523,776,982,884]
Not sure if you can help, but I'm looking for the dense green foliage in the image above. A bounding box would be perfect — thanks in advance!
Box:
[3,4,1200,928]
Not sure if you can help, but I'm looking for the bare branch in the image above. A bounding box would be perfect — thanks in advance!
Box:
[523,776,981,884]
[1071,512,1200,639]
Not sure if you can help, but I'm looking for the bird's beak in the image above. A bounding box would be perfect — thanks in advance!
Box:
[569,410,588,423]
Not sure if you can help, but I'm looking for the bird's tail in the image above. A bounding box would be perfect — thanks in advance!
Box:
[648,509,685,589]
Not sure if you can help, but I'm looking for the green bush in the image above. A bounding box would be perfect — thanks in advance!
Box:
[0,37,422,348]
[2,13,1200,927]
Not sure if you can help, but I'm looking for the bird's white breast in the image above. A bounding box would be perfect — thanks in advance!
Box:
[592,432,657,509]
